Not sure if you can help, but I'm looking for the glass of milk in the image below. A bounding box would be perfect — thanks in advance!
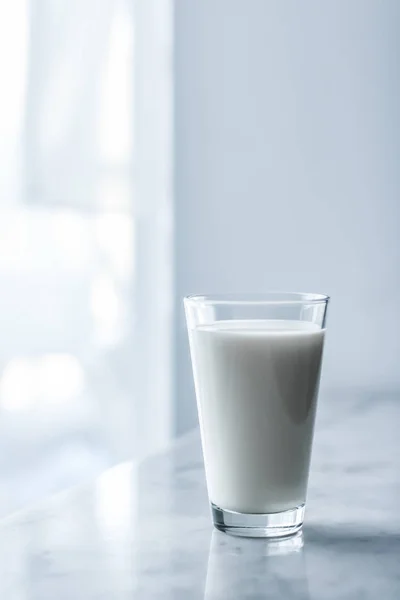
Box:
[184,292,329,538]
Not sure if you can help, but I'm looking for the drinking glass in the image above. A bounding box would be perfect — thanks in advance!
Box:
[184,292,329,538]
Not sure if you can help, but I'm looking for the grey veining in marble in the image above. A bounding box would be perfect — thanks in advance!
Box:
[0,391,399,599]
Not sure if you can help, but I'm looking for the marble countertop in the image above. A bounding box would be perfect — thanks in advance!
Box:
[0,391,398,599]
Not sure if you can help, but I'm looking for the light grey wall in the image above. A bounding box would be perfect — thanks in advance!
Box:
[174,0,400,435]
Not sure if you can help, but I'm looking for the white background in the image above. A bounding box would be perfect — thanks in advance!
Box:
[0,0,399,515]
[174,0,400,433]
[0,0,173,516]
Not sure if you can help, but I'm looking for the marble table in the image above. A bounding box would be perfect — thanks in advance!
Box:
[0,391,398,599]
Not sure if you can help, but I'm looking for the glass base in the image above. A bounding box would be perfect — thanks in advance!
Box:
[211,502,305,538]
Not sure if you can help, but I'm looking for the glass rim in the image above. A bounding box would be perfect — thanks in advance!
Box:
[184,291,330,306]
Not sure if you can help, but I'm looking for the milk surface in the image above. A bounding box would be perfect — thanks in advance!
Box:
[189,320,325,514]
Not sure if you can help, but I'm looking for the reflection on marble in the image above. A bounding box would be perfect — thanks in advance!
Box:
[205,532,308,599]
[0,391,398,598]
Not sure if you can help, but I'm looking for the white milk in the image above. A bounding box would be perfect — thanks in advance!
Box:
[189,320,325,514]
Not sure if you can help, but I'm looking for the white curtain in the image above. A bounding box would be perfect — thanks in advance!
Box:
[0,0,173,516]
